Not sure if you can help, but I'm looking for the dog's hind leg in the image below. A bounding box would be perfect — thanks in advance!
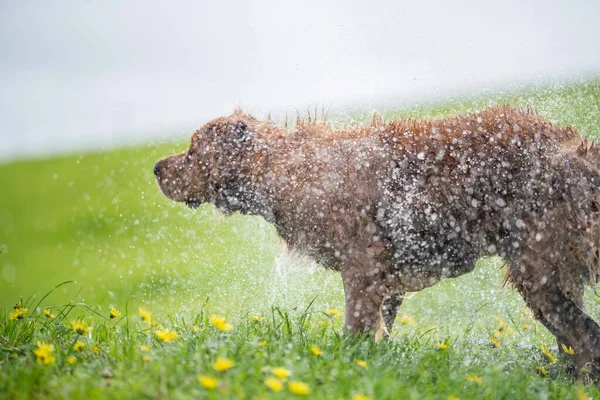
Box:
[508,260,600,379]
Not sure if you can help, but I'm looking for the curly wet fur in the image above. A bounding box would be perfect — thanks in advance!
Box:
[155,106,600,379]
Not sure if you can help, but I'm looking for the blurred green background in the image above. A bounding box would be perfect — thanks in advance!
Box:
[1,80,599,339]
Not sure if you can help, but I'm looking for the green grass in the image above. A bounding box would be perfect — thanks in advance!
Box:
[1,79,600,398]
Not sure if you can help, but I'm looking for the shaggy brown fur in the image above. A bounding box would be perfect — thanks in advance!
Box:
[154,106,600,378]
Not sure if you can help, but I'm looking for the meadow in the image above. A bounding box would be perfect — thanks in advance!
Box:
[1,80,600,398]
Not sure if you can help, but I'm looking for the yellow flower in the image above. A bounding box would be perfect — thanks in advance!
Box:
[252,315,263,322]
[67,356,77,365]
[71,320,89,335]
[495,316,507,328]
[310,346,322,356]
[537,366,547,376]
[73,341,85,351]
[33,342,56,365]
[541,346,557,363]
[198,375,218,390]
[490,335,500,347]
[448,396,460,400]
[522,323,531,329]
[272,367,291,379]
[212,357,235,372]
[577,388,589,400]
[9,308,28,320]
[138,344,151,352]
[265,376,284,392]
[399,314,415,325]
[326,309,340,318]
[191,325,203,334]
[14,302,22,309]
[155,329,178,343]
[521,306,534,318]
[465,373,483,385]
[92,346,101,355]
[352,395,372,400]
[288,381,311,396]
[142,355,151,362]
[561,344,575,355]
[437,342,449,350]
[494,318,516,335]
[209,315,233,332]
[139,309,152,322]
[43,309,55,319]
[257,341,267,347]
[354,359,367,368]
[109,307,121,319]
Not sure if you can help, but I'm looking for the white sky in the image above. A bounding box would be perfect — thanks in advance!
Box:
[1,0,599,161]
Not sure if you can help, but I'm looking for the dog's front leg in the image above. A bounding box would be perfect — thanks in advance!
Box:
[340,245,394,337]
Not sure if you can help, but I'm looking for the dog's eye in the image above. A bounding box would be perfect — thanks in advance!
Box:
[592,201,599,213]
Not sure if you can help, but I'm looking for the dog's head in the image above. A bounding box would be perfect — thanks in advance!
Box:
[154,110,259,210]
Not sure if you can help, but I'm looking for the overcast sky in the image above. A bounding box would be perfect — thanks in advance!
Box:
[1,0,599,161]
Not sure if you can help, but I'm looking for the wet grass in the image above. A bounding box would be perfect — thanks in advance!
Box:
[1,79,600,398]
[1,289,599,399]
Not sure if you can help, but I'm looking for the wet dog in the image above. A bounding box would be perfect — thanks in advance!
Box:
[155,107,600,377]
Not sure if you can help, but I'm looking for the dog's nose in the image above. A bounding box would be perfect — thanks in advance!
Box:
[153,162,161,177]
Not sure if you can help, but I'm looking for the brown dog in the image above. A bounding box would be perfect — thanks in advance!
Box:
[155,107,600,377]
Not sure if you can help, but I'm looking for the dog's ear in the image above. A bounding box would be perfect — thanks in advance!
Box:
[233,122,252,142]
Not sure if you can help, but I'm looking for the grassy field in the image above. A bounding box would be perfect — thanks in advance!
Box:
[1,79,600,398]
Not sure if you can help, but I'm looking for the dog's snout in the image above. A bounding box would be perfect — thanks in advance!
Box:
[153,162,161,177]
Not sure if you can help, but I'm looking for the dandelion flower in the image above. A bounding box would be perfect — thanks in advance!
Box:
[265,376,284,392]
[67,356,77,365]
[465,373,483,385]
[354,359,367,368]
[191,325,203,334]
[448,396,460,400]
[92,346,101,355]
[561,344,575,355]
[310,346,322,356]
[252,315,263,322]
[73,341,85,351]
[399,314,415,325]
[489,336,500,347]
[495,318,516,335]
[33,342,56,365]
[9,308,28,320]
[109,307,121,319]
[577,388,589,400]
[326,309,340,318]
[212,357,235,372]
[71,320,89,335]
[537,366,548,376]
[541,346,557,363]
[210,315,233,332]
[43,309,55,319]
[522,323,531,329]
[272,367,291,379]
[155,329,178,343]
[198,375,218,390]
[138,344,151,352]
[288,381,311,396]
[14,302,22,309]
[139,309,152,322]
[257,341,267,347]
[142,355,151,362]
[437,343,449,350]
[352,395,372,400]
